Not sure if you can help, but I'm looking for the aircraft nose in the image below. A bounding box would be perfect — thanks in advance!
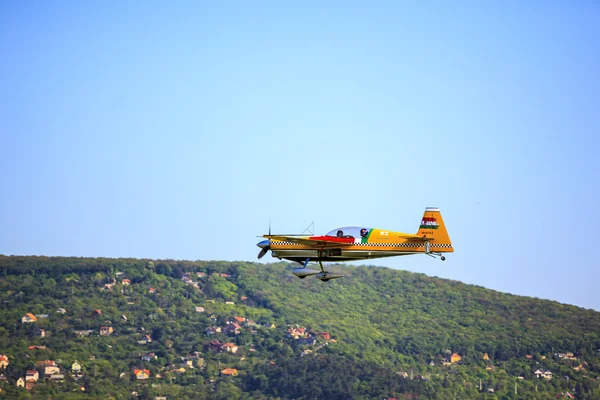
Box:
[257,239,270,249]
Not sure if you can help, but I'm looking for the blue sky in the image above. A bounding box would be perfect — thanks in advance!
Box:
[1,2,599,310]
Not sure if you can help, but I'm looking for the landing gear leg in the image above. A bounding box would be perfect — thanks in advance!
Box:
[426,251,446,261]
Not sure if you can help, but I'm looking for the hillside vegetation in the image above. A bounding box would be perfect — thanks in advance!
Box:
[0,255,599,399]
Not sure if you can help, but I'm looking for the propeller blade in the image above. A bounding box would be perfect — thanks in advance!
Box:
[257,246,270,259]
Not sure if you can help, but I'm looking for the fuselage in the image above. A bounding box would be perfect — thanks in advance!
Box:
[264,227,453,263]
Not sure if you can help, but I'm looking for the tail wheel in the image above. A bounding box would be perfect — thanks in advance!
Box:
[441,256,446,261]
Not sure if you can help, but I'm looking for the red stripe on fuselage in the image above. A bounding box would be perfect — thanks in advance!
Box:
[309,236,354,243]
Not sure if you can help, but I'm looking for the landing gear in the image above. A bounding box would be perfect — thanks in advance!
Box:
[292,257,343,281]
[426,251,446,261]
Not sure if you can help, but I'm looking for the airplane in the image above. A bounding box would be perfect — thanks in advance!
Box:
[256,207,453,282]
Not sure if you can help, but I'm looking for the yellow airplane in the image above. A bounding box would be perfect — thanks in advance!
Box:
[256,207,453,281]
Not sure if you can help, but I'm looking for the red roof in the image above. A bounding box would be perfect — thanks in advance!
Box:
[134,369,150,375]
[221,368,238,375]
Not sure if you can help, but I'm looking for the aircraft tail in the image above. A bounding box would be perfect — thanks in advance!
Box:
[416,207,453,252]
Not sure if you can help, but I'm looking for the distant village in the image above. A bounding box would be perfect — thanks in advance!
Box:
[1,269,598,399]
[0,271,339,394]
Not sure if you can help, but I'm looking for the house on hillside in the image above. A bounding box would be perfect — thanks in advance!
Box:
[221,368,238,376]
[122,279,131,285]
[298,337,316,346]
[56,308,66,314]
[91,309,102,318]
[138,334,152,344]
[557,392,575,399]
[483,353,489,360]
[0,355,8,368]
[16,377,25,387]
[223,343,238,353]
[100,326,114,336]
[288,326,311,339]
[244,319,259,328]
[148,287,156,293]
[207,340,223,352]
[74,330,94,337]
[134,369,150,380]
[195,307,205,313]
[205,326,221,335]
[72,361,81,373]
[534,369,543,377]
[451,353,462,363]
[36,360,56,368]
[49,374,64,381]
[25,370,39,382]
[45,364,60,375]
[22,313,37,323]
[535,369,553,380]
[233,316,246,324]
[223,322,241,335]
[141,353,157,362]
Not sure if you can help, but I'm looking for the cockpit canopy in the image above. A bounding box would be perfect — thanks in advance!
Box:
[325,226,372,239]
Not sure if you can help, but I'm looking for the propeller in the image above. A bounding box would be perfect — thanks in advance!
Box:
[257,239,271,259]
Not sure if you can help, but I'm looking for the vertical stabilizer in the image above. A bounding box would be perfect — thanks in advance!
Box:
[416,207,453,250]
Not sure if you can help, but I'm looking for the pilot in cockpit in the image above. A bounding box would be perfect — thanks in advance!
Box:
[360,228,368,238]
[336,230,344,238]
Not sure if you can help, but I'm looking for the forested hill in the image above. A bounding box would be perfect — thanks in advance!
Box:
[0,255,599,399]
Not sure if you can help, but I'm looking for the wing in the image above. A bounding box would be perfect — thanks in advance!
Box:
[263,235,355,247]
